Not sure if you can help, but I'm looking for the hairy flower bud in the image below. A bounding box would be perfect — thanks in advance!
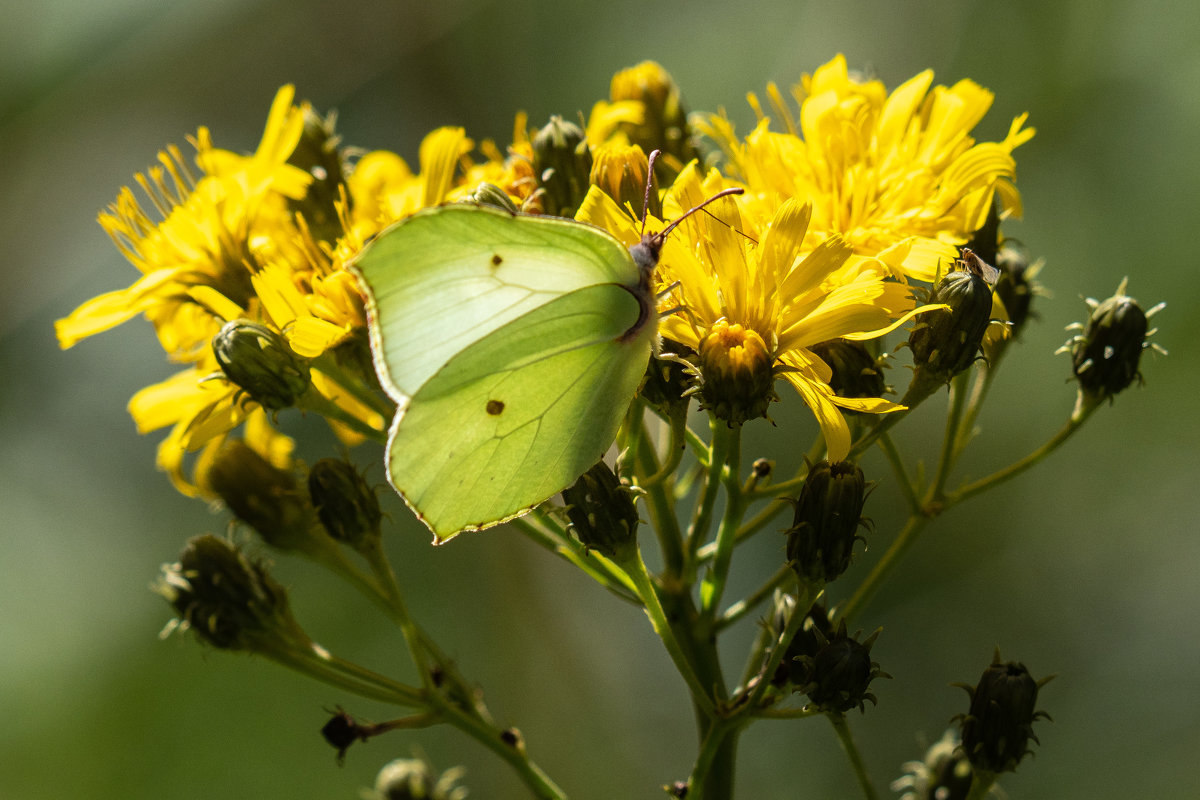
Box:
[809,339,886,401]
[212,320,310,411]
[532,116,593,217]
[609,61,699,179]
[785,460,869,585]
[590,143,658,219]
[307,458,382,555]
[907,251,996,392]
[956,652,1052,774]
[993,239,1036,338]
[155,534,307,652]
[1061,278,1163,403]
[770,595,833,687]
[695,320,777,424]
[892,729,985,800]
[561,461,640,560]
[371,757,469,800]
[461,181,520,213]
[207,440,319,553]
[792,620,887,713]
[641,338,695,415]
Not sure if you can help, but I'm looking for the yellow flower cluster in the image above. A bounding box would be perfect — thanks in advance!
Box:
[58,55,1033,490]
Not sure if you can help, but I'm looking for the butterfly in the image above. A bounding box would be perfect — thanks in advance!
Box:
[350,161,739,542]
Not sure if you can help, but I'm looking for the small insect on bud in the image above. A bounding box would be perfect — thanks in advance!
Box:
[286,104,348,243]
[212,319,311,411]
[371,757,469,800]
[608,61,700,178]
[154,534,307,653]
[590,143,659,220]
[1060,278,1165,404]
[307,458,382,555]
[791,619,888,713]
[531,116,593,217]
[892,729,985,800]
[206,440,319,553]
[906,250,997,401]
[785,461,870,585]
[695,320,777,425]
[809,339,887,401]
[561,461,640,561]
[955,652,1053,774]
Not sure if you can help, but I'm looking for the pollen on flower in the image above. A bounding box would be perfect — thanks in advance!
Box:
[695,320,777,424]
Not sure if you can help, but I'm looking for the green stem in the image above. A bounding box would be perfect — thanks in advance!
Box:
[686,718,742,800]
[743,584,814,711]
[637,404,688,489]
[266,640,423,707]
[878,432,921,515]
[511,516,639,603]
[635,428,686,578]
[930,371,971,496]
[686,417,729,574]
[827,712,879,800]
[700,423,744,618]
[716,563,794,632]
[964,770,998,800]
[840,514,929,625]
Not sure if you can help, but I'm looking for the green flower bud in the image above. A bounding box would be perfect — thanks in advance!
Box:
[640,338,695,415]
[809,339,887,400]
[609,61,700,180]
[561,461,640,560]
[372,757,469,800]
[461,181,520,213]
[307,458,382,555]
[785,460,869,585]
[892,729,985,800]
[212,320,310,411]
[207,440,319,553]
[1061,278,1164,403]
[956,652,1052,774]
[769,595,833,687]
[286,105,348,243]
[154,534,308,652]
[907,250,996,392]
[993,239,1036,338]
[532,116,593,217]
[791,620,887,713]
[695,320,778,425]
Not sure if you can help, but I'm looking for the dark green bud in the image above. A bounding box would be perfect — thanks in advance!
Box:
[286,105,349,243]
[154,534,306,652]
[908,250,996,388]
[785,460,869,585]
[461,181,520,213]
[792,620,887,713]
[769,595,833,687]
[561,461,640,560]
[809,339,887,400]
[1063,279,1161,402]
[993,239,1036,338]
[892,729,978,800]
[372,757,469,800]
[212,320,310,411]
[532,116,593,217]
[956,652,1052,774]
[207,440,317,552]
[307,459,382,555]
[641,338,695,414]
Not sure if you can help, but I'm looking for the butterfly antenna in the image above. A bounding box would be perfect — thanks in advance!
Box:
[640,149,661,238]
[655,186,745,244]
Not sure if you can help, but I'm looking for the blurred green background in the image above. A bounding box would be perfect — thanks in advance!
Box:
[3,0,1197,797]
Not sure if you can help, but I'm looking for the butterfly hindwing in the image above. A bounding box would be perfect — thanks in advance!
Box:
[386,282,652,541]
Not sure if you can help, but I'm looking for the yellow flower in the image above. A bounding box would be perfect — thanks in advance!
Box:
[577,163,929,458]
[697,54,1034,281]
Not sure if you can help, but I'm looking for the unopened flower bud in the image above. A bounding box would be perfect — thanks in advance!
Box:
[641,338,695,415]
[785,460,869,585]
[213,320,310,411]
[609,61,699,178]
[287,105,348,243]
[1061,278,1163,403]
[792,620,887,713]
[769,595,833,687]
[993,239,1037,338]
[908,251,996,383]
[561,461,640,560]
[307,459,382,555]
[532,116,593,217]
[461,181,520,213]
[372,757,469,800]
[207,440,319,553]
[590,143,658,219]
[892,729,984,800]
[155,534,308,652]
[956,651,1052,774]
[695,320,777,425]
[809,340,886,400]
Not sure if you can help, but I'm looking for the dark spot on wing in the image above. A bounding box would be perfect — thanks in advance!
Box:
[486,399,505,415]
[491,253,503,267]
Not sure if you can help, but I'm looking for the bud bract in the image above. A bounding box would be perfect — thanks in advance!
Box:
[907,252,996,392]
[792,620,887,713]
[1064,278,1160,402]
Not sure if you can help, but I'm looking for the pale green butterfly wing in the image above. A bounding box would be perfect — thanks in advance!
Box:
[349,204,656,542]
[388,283,651,541]
[352,204,642,400]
